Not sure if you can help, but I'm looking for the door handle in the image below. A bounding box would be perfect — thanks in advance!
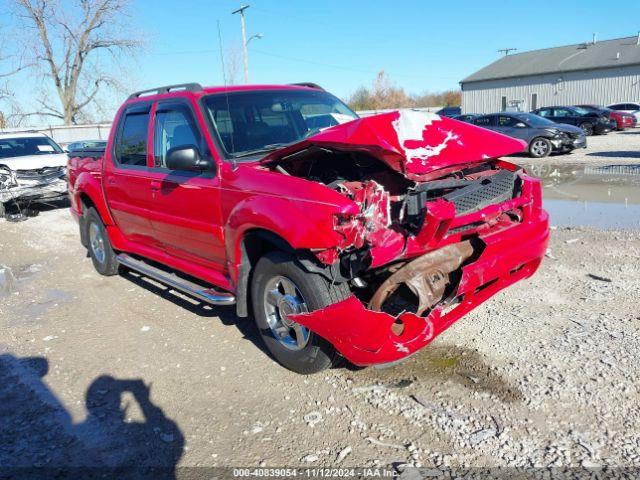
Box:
[106,176,116,185]
[150,180,161,191]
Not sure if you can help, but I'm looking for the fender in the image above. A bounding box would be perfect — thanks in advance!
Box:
[225,195,346,283]
[73,170,115,226]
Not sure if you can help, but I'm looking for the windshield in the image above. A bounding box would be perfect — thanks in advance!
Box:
[515,113,556,127]
[0,136,64,159]
[203,89,358,159]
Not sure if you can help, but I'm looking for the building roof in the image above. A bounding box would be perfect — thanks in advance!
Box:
[462,35,640,84]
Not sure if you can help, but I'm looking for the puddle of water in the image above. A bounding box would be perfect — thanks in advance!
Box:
[523,162,640,229]
[545,200,640,230]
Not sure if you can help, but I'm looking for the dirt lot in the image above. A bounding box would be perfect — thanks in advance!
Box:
[1,131,639,475]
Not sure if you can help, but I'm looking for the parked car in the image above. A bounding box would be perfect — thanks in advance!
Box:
[67,82,549,374]
[435,106,461,117]
[0,132,68,217]
[531,106,614,136]
[472,113,586,158]
[452,113,481,123]
[606,102,640,125]
[576,105,636,131]
[66,140,108,152]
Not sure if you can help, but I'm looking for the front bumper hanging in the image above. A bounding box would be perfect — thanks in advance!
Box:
[290,212,549,366]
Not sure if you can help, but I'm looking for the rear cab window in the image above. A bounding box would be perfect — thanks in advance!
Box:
[115,105,151,167]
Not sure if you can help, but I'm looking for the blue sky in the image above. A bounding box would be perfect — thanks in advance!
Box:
[133,0,640,99]
[4,0,640,120]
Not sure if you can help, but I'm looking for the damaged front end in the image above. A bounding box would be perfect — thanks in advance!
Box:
[0,165,67,208]
[264,110,550,366]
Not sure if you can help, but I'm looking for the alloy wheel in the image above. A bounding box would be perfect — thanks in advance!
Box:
[532,140,549,157]
[89,222,106,264]
[263,276,311,351]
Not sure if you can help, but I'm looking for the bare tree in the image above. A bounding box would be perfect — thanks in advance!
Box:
[13,0,141,124]
[348,70,411,110]
[0,31,32,128]
[348,70,461,111]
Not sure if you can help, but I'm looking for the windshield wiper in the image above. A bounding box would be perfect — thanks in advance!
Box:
[232,143,291,158]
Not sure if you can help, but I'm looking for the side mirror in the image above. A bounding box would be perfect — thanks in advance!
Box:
[165,145,212,171]
[515,122,527,128]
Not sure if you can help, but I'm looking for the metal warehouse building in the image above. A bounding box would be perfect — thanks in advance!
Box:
[460,35,640,114]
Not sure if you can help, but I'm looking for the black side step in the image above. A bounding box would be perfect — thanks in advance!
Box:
[117,254,235,306]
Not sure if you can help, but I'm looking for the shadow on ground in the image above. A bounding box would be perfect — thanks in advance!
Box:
[2,198,69,222]
[118,269,359,371]
[586,151,640,158]
[119,269,269,359]
[0,353,184,478]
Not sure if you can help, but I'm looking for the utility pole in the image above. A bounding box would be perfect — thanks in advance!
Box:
[232,5,250,84]
[498,47,517,56]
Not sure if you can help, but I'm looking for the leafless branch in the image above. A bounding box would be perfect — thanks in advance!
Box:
[11,0,142,124]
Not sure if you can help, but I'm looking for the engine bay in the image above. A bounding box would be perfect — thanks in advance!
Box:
[269,149,525,317]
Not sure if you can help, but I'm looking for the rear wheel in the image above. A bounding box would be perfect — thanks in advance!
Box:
[84,207,119,276]
[251,251,350,374]
[529,137,552,158]
[580,122,594,136]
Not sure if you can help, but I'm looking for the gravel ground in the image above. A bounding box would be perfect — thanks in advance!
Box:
[0,131,639,476]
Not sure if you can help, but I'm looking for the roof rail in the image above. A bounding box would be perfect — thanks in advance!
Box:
[290,82,324,90]
[128,83,203,100]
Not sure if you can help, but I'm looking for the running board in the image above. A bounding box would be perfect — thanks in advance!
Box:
[116,254,236,306]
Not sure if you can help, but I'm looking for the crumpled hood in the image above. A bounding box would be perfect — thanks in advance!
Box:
[0,153,67,171]
[261,109,526,180]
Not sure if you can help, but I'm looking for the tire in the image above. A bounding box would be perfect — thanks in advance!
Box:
[84,207,119,276]
[579,122,594,136]
[251,251,350,374]
[528,137,552,158]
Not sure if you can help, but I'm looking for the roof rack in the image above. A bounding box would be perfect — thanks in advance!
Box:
[290,82,324,90]
[128,83,203,100]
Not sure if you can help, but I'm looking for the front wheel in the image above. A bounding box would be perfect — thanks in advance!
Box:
[580,122,594,136]
[84,207,119,276]
[529,137,552,158]
[251,251,350,374]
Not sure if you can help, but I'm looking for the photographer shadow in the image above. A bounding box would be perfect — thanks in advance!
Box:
[0,353,184,479]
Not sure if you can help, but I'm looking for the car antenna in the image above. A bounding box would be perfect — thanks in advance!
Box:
[217,20,237,170]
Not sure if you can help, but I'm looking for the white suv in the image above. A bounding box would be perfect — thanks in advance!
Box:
[0,132,68,216]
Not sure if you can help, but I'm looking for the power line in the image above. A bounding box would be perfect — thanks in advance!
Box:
[250,48,461,81]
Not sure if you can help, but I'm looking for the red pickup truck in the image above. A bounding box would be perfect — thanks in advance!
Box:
[67,83,549,374]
